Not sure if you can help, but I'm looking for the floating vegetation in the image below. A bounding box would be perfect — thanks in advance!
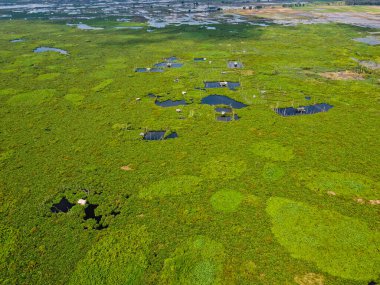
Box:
[155,99,187,107]
[227,61,243,68]
[139,175,202,199]
[50,197,75,213]
[33,47,68,55]
[210,190,244,212]
[274,103,333,117]
[202,155,247,180]
[251,141,294,161]
[69,227,151,285]
[201,95,247,109]
[160,236,225,285]
[204,81,240,90]
[267,197,380,281]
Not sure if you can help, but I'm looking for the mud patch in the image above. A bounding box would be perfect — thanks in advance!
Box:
[320,71,364,80]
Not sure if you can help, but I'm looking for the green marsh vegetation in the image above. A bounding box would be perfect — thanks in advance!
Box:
[0,19,379,284]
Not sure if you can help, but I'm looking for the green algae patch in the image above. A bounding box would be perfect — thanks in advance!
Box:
[266,197,380,281]
[139,175,202,200]
[92,79,113,92]
[64,93,85,106]
[7,89,55,106]
[210,190,244,212]
[201,155,247,180]
[297,171,379,199]
[37,73,60,81]
[160,236,226,285]
[0,225,17,269]
[251,141,294,161]
[69,226,151,285]
[262,163,285,181]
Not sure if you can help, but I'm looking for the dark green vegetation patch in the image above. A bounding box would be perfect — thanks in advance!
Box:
[267,197,380,281]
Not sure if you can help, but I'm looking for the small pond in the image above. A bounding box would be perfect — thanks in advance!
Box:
[201,95,247,109]
[217,114,239,122]
[215,107,233,113]
[194,57,207,62]
[143,131,178,140]
[154,62,183,68]
[155,99,187,107]
[10,39,24,43]
[204,81,240,90]
[165,56,177,62]
[50,197,75,213]
[228,61,243,68]
[34,47,68,55]
[274,103,333,116]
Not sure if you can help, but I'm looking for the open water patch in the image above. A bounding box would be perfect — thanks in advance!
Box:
[353,37,380,46]
[215,107,232,113]
[204,81,240,90]
[155,99,187,107]
[10,39,24,43]
[228,61,243,68]
[201,95,247,109]
[34,47,68,55]
[135,67,163,73]
[194,57,207,62]
[50,197,75,213]
[274,103,333,116]
[154,62,183,68]
[143,131,178,141]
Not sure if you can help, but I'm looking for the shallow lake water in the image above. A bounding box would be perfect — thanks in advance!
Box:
[274,103,333,116]
[204,81,240,90]
[155,99,187,107]
[201,95,247,109]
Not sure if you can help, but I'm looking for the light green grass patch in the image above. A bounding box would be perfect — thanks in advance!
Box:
[210,190,244,212]
[37,73,60,80]
[92,79,113,92]
[0,150,15,164]
[69,226,151,285]
[139,175,202,199]
[267,197,380,281]
[201,155,247,180]
[262,163,285,181]
[251,141,294,161]
[64,93,85,106]
[160,236,225,285]
[7,89,56,106]
[297,171,379,199]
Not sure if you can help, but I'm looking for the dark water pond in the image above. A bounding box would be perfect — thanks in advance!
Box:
[135,68,164,73]
[274,103,333,116]
[305,96,311,100]
[84,204,101,222]
[228,61,243,68]
[215,107,233,113]
[34,47,68,55]
[204,81,240,90]
[143,131,178,140]
[155,99,187,107]
[154,62,183,68]
[50,197,75,213]
[194,57,207,62]
[201,95,247,109]
[217,114,239,121]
